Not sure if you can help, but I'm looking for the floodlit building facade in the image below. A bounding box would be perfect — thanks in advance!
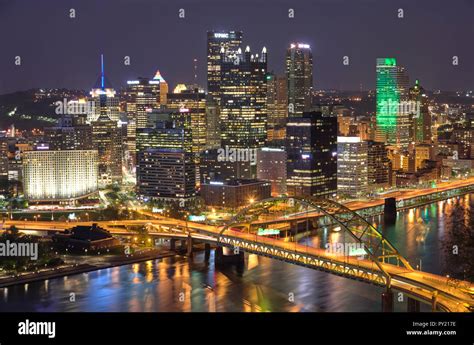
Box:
[23,150,98,201]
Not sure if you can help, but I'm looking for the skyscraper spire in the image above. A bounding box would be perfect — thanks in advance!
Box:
[101,54,105,90]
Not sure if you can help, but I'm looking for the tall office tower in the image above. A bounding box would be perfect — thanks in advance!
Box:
[136,110,196,201]
[88,55,120,123]
[207,30,243,103]
[124,77,160,168]
[92,114,123,186]
[266,72,288,143]
[44,115,93,151]
[286,43,313,117]
[409,79,431,144]
[205,97,221,149]
[152,70,168,105]
[337,137,368,199]
[366,140,390,190]
[286,111,337,198]
[375,58,410,149]
[256,147,287,196]
[125,77,160,130]
[167,85,207,156]
[220,45,268,150]
[136,109,192,153]
[167,85,207,186]
[23,150,98,201]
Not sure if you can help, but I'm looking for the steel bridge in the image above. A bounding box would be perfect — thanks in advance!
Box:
[3,197,474,312]
[192,196,474,312]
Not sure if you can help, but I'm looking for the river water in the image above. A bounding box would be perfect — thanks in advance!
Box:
[1,195,471,312]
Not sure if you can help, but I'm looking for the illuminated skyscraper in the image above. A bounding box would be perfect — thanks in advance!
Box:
[152,70,168,105]
[337,137,368,199]
[125,77,159,130]
[88,55,120,123]
[220,45,268,150]
[366,140,390,190]
[206,30,243,103]
[205,97,221,150]
[286,111,337,198]
[409,79,431,144]
[375,58,410,149]
[92,114,123,186]
[266,72,288,143]
[286,43,313,117]
[136,110,196,201]
[167,85,207,155]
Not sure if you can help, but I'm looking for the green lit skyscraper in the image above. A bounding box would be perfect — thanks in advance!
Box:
[375,58,410,149]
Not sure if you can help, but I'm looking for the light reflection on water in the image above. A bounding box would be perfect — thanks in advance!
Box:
[0,194,471,312]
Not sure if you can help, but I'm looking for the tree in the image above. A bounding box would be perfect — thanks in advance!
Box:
[442,205,474,282]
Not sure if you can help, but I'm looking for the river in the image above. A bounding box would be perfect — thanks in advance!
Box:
[0,194,471,312]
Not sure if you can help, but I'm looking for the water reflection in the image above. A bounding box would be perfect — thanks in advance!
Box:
[0,194,472,312]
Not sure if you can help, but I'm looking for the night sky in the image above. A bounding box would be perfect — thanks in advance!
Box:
[0,0,472,94]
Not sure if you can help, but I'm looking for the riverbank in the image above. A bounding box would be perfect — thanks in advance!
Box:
[0,248,177,288]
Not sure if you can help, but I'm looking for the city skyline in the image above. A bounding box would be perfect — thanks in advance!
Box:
[0,0,473,95]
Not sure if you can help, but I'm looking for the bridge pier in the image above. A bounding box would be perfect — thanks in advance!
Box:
[407,297,420,312]
[204,243,211,261]
[186,235,193,258]
[170,239,176,251]
[381,289,394,312]
[384,197,397,225]
[215,246,244,267]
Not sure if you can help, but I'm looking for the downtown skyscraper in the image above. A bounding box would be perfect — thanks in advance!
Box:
[286,111,337,198]
[375,58,410,150]
[219,45,268,150]
[207,30,243,103]
[286,43,313,117]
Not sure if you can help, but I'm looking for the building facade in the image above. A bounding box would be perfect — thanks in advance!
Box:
[286,111,337,198]
[286,43,313,117]
[337,137,368,199]
[23,150,98,201]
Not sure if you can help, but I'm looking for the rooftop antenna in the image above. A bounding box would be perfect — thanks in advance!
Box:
[101,54,105,90]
